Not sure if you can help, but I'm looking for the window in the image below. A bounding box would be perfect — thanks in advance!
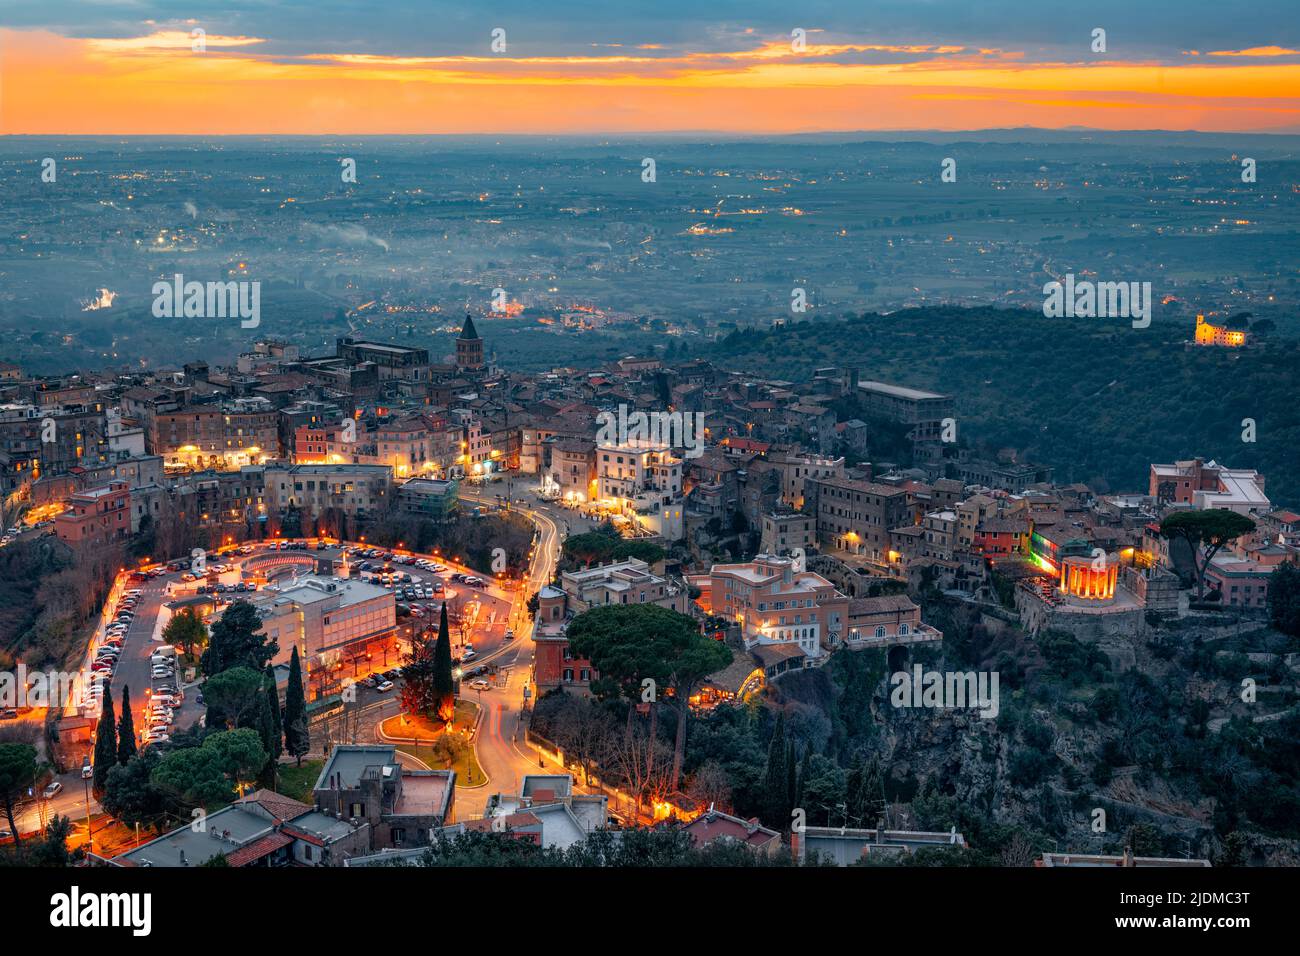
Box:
[899,623,910,636]
[874,625,886,639]
[391,827,407,845]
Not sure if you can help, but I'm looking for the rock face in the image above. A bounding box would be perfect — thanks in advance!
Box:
[765,605,1300,865]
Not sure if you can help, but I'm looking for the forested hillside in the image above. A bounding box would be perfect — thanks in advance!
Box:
[702,307,1300,502]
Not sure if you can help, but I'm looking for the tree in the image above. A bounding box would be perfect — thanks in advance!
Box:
[25,814,77,867]
[1160,510,1256,599]
[283,646,310,767]
[0,743,37,850]
[1267,561,1300,639]
[151,729,267,809]
[201,600,277,677]
[685,761,732,812]
[117,685,137,765]
[204,666,268,731]
[551,694,617,787]
[761,713,789,829]
[400,629,439,719]
[161,608,207,658]
[254,682,277,782]
[264,665,284,765]
[101,750,166,832]
[796,746,812,811]
[433,604,455,723]
[92,687,118,796]
[565,603,726,792]
[662,625,729,792]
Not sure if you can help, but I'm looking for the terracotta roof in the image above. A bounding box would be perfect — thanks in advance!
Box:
[684,810,779,849]
[239,788,313,823]
[752,643,807,666]
[224,831,292,867]
[461,811,542,832]
[848,594,918,615]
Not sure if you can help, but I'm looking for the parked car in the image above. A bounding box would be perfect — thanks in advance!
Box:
[375,680,394,692]
[0,709,18,720]
[470,679,490,690]
[43,781,63,799]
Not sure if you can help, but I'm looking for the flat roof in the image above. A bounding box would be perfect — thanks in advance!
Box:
[315,744,399,791]
[859,380,949,402]
[393,771,454,817]
[117,804,273,868]
[265,574,391,609]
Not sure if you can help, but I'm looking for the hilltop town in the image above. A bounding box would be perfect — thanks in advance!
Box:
[0,314,1296,869]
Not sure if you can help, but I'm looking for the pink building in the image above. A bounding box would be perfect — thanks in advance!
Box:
[698,554,848,662]
[54,481,130,549]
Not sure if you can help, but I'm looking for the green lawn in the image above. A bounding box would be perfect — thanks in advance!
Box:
[274,759,324,803]
[396,745,484,787]
[382,700,484,785]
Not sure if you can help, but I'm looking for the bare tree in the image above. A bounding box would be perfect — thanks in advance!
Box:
[603,717,674,816]
[552,695,616,787]
[684,761,732,813]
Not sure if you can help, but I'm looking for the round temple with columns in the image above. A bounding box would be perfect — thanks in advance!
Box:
[1058,553,1119,604]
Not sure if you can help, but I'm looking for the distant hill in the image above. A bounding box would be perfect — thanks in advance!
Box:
[701,306,1300,504]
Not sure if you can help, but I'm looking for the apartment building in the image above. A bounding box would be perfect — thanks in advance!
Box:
[698,554,848,662]
[760,511,815,557]
[559,558,687,614]
[54,481,130,548]
[1149,458,1269,515]
[807,475,916,566]
[596,441,685,539]
[313,745,455,851]
[261,463,393,521]
[254,575,397,701]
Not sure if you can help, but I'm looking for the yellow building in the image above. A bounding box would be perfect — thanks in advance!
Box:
[1194,314,1246,348]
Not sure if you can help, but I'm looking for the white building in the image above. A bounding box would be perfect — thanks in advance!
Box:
[595,442,684,540]
[253,574,397,700]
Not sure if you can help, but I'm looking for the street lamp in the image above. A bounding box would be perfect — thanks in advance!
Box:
[80,756,93,853]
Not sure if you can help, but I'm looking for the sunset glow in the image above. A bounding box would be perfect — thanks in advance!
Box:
[3,27,1299,134]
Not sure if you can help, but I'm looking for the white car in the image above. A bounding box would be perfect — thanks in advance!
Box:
[375,680,394,692]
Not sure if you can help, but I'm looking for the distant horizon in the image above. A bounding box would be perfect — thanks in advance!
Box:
[5,127,1300,141]
[3,2,1299,136]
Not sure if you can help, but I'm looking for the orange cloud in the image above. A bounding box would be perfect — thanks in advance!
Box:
[2,28,1298,134]
[86,30,266,54]
[1206,46,1300,57]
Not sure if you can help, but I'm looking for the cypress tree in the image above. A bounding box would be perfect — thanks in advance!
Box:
[785,739,797,820]
[92,687,118,796]
[844,752,865,825]
[283,646,310,766]
[797,745,812,811]
[761,712,788,828]
[433,604,454,723]
[116,685,137,765]
[861,756,885,829]
[264,665,283,763]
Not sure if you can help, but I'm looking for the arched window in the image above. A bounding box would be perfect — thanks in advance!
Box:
[899,623,910,636]
[874,625,886,639]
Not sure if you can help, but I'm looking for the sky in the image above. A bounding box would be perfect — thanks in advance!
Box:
[2,1,1299,134]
